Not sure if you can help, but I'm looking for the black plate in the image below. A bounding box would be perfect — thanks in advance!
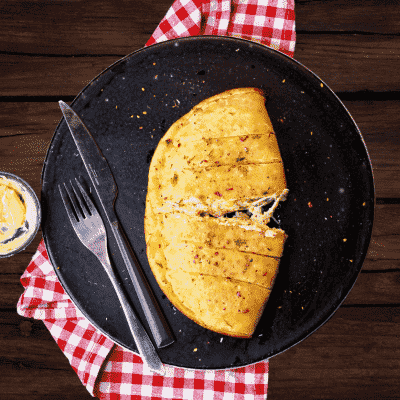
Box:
[41,36,375,370]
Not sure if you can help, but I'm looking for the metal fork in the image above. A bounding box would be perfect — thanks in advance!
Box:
[58,178,165,375]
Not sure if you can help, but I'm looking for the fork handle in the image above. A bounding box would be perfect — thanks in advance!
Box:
[95,250,165,376]
[110,220,175,349]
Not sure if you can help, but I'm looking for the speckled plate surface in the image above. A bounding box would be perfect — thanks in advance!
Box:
[41,36,374,370]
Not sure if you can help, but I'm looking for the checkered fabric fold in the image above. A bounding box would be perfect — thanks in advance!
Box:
[17,1,296,398]
[147,0,296,57]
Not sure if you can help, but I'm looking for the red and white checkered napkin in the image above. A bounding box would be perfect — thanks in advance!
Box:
[17,1,295,398]
[147,0,295,57]
[17,240,270,399]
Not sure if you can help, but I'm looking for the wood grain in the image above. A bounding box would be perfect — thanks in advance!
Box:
[0,0,171,56]
[0,312,92,399]
[1,33,400,97]
[295,34,400,93]
[1,0,399,398]
[296,0,400,34]
[0,55,118,98]
[269,306,400,399]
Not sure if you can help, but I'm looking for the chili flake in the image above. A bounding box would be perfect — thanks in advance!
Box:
[214,191,222,197]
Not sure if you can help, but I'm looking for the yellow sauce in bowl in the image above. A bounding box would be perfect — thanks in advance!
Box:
[0,173,40,257]
[0,182,27,241]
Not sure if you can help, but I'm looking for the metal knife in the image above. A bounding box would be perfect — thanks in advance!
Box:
[59,101,174,349]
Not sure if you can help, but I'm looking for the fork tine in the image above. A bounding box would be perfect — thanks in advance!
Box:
[74,178,97,216]
[64,181,84,221]
[58,183,78,223]
[69,179,90,219]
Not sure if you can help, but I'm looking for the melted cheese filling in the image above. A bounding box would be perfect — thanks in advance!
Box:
[156,188,289,234]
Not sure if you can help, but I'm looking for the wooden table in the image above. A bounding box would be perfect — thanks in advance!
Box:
[1,1,399,398]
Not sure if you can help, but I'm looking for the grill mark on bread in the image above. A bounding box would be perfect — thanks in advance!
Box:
[182,160,282,170]
[164,132,276,145]
[166,271,276,290]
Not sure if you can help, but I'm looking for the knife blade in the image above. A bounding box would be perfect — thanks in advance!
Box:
[59,100,174,349]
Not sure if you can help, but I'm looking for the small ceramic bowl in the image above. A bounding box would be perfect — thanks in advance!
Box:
[0,172,41,258]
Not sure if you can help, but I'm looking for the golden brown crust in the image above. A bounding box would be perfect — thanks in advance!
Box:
[144,88,288,338]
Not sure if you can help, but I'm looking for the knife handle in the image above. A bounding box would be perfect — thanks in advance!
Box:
[110,220,175,349]
[95,249,165,375]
